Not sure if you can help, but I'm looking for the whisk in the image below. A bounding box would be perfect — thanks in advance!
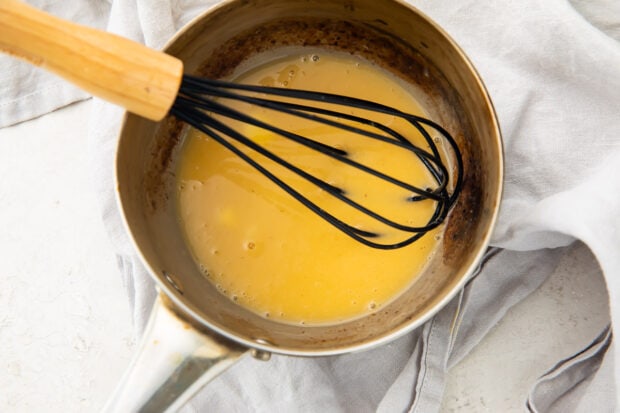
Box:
[0,0,462,249]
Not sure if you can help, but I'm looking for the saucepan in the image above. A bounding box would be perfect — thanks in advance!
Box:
[107,0,503,410]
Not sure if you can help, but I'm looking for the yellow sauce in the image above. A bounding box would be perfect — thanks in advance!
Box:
[176,50,442,325]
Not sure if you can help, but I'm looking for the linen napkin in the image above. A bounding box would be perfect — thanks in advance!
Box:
[2,0,619,411]
[0,0,109,128]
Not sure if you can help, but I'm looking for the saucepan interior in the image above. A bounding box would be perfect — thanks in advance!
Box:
[116,0,502,355]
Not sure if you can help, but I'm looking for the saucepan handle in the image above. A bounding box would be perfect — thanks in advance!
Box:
[103,294,248,413]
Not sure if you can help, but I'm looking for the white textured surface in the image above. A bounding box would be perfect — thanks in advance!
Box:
[0,102,134,412]
[441,242,610,412]
[0,101,610,411]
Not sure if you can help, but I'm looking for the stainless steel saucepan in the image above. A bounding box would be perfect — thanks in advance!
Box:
[107,0,503,410]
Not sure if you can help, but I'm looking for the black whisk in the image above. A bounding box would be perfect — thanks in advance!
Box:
[0,1,462,249]
[171,76,463,249]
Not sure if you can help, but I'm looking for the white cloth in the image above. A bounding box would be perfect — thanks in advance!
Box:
[0,0,108,128]
[2,0,619,411]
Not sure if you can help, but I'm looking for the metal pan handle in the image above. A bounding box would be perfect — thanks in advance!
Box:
[102,294,248,412]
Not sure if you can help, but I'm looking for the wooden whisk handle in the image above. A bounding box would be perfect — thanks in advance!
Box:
[0,0,183,121]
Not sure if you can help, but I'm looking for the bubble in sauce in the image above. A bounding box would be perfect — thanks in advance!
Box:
[311,54,320,62]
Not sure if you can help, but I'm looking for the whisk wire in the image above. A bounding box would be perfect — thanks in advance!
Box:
[171,75,463,249]
[171,101,381,243]
[179,76,451,199]
[190,76,465,205]
[173,97,441,236]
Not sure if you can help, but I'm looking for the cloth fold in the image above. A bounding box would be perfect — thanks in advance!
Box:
[2,0,619,411]
[0,0,111,128]
[527,325,613,413]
